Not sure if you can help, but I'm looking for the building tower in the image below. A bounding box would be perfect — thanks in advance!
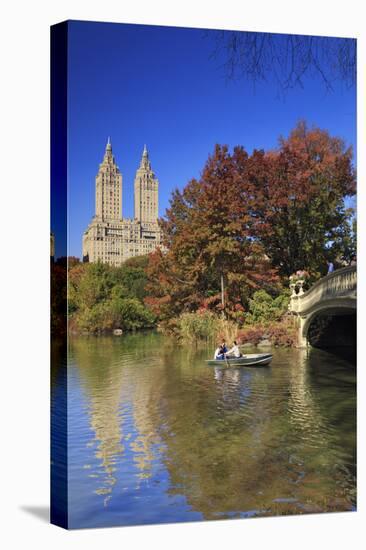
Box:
[134,145,158,223]
[95,137,122,221]
[83,140,163,266]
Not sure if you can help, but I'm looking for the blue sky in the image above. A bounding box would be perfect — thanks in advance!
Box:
[65,21,356,259]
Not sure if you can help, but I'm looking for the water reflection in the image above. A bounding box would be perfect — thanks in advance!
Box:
[51,340,67,527]
[65,334,356,528]
[70,338,125,506]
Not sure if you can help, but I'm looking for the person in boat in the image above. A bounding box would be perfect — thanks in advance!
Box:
[221,340,228,353]
[214,345,225,360]
[226,341,242,358]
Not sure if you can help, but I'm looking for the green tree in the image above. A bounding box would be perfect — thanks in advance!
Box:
[109,255,150,302]
[245,290,289,325]
[68,257,156,333]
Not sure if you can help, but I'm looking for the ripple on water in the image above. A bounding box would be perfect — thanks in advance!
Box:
[62,335,356,528]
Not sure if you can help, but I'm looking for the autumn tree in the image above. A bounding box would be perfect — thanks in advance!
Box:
[146,145,278,321]
[146,122,355,323]
[247,121,356,276]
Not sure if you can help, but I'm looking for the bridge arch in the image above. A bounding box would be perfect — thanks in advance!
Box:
[289,266,356,348]
[301,301,356,349]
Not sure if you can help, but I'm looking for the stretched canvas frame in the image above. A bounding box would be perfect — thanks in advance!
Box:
[51,20,357,530]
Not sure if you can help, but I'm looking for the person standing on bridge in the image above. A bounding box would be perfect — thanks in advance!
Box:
[327,260,334,274]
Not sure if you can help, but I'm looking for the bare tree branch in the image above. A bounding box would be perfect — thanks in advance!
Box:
[207,31,356,95]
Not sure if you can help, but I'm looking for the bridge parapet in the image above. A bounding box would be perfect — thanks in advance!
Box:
[289,265,357,316]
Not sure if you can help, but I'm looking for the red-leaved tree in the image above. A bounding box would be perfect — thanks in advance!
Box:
[145,145,278,321]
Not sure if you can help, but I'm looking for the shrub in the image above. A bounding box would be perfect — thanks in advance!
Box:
[76,298,155,334]
[215,317,239,344]
[67,257,155,333]
[245,289,289,325]
[172,311,238,344]
[267,323,297,347]
[111,298,156,331]
[237,321,296,347]
[237,326,265,345]
[177,311,218,342]
[76,302,115,333]
[157,317,180,336]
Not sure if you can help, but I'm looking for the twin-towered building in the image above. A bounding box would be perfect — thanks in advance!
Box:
[82,139,163,266]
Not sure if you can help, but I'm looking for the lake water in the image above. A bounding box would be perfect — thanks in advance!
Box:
[52,332,356,528]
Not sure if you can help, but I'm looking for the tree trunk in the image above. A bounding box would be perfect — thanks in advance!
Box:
[221,272,225,310]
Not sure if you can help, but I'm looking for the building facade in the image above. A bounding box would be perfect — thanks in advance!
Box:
[82,139,163,266]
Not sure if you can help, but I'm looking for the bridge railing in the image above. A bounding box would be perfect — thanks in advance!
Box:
[289,265,357,315]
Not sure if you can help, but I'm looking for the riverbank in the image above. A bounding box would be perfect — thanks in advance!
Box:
[65,258,298,346]
[157,306,297,348]
[68,316,297,351]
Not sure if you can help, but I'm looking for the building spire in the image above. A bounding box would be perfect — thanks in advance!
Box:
[140,144,151,169]
[106,136,112,151]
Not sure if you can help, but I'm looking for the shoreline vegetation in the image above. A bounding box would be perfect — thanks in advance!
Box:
[67,256,297,347]
[54,122,356,347]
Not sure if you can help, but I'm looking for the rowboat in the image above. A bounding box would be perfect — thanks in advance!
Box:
[206,353,272,367]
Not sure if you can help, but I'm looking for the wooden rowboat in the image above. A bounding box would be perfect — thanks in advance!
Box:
[206,353,272,367]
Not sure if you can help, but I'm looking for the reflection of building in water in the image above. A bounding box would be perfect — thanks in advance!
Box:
[71,336,165,502]
[89,390,124,505]
[71,338,125,506]
[127,338,192,484]
[130,378,162,483]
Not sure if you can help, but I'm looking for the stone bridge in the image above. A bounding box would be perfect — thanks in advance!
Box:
[289,266,357,348]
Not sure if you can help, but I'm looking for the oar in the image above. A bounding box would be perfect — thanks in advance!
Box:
[224,353,230,367]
